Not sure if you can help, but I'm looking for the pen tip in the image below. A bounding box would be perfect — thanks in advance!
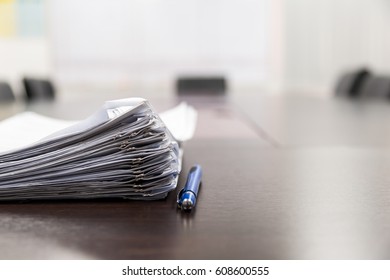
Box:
[181,199,193,211]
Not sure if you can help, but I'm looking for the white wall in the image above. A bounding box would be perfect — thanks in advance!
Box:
[0,0,50,97]
[0,38,51,96]
[3,0,390,96]
[49,0,269,92]
[281,0,390,96]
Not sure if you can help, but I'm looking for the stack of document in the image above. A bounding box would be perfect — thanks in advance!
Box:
[0,98,197,201]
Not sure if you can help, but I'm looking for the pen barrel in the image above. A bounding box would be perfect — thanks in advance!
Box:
[185,164,202,196]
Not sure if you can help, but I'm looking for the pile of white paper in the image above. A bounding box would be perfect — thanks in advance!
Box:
[0,98,197,201]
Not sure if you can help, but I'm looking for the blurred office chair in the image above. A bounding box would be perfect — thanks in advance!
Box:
[334,68,370,97]
[23,78,56,101]
[0,81,15,102]
[359,75,390,99]
[176,76,227,95]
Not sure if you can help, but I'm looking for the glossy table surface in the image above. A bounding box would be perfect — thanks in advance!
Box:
[232,93,390,147]
[1,92,390,259]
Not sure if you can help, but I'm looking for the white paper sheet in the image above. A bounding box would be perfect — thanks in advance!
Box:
[0,101,197,153]
[0,98,196,201]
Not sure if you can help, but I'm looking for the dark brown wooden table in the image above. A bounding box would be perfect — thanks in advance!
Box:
[231,92,390,147]
[1,92,390,259]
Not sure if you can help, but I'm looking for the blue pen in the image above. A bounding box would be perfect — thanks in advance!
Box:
[177,164,203,211]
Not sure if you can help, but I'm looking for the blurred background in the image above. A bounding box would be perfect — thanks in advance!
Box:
[1,0,390,98]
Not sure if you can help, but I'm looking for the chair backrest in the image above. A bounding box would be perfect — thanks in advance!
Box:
[359,76,390,99]
[176,76,227,95]
[335,68,370,97]
[23,78,55,101]
[0,82,15,102]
